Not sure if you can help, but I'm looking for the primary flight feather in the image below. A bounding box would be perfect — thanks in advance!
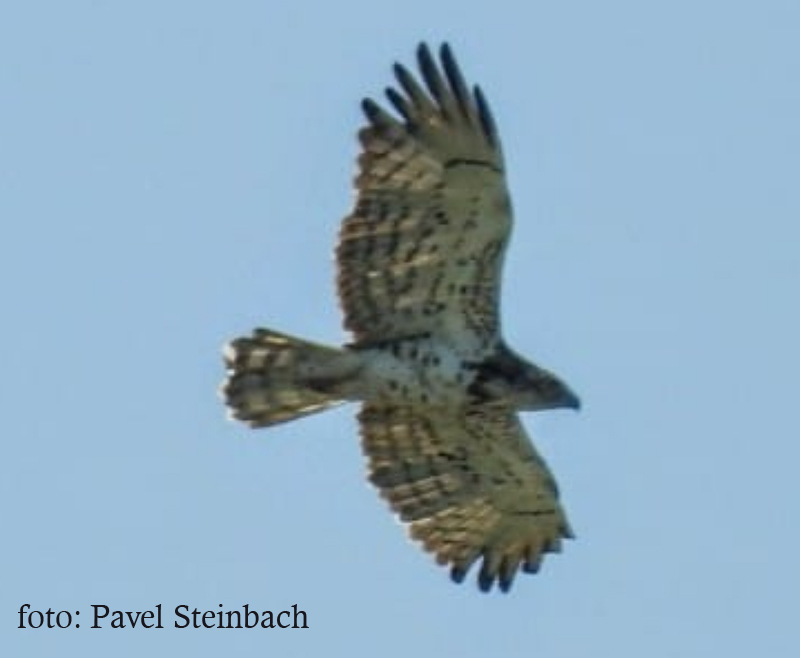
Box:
[222,43,580,593]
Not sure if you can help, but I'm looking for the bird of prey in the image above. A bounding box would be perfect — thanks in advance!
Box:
[221,43,580,592]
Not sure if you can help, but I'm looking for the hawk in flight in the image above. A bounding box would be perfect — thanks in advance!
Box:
[222,43,580,592]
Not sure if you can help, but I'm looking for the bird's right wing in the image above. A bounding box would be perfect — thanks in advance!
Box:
[358,401,573,592]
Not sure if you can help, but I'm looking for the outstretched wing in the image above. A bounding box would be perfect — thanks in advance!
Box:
[359,402,573,592]
[337,43,512,351]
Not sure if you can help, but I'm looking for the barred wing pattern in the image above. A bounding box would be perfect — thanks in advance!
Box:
[360,402,573,592]
[337,44,512,349]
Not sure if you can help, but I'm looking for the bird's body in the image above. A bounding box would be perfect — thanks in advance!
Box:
[352,337,474,406]
[222,43,579,592]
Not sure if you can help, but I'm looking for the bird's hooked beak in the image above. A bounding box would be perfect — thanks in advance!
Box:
[562,387,581,411]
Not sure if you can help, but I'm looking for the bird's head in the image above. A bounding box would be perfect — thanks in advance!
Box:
[468,347,581,412]
[518,366,581,412]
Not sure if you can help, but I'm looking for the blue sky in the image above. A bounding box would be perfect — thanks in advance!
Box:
[3,1,798,656]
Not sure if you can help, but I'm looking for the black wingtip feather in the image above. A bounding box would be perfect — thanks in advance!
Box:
[392,64,417,105]
[477,559,496,593]
[450,566,467,584]
[416,41,433,62]
[361,97,381,122]
[393,61,413,86]
[416,42,447,106]
[385,86,411,121]
[439,43,471,113]
[473,84,498,146]
[522,560,541,575]
[478,573,494,593]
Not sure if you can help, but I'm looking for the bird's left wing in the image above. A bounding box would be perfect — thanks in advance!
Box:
[359,401,573,592]
[337,43,512,351]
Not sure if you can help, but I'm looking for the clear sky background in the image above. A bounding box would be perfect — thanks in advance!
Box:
[3,1,798,656]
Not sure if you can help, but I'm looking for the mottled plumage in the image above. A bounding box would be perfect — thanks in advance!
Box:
[222,43,579,592]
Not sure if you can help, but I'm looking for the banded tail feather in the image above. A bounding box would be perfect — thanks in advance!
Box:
[221,328,358,427]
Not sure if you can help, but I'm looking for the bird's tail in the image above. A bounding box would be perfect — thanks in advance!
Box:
[221,328,359,428]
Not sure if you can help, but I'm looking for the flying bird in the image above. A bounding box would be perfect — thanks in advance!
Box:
[221,43,580,592]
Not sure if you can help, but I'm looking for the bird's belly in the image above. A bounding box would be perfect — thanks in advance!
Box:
[352,342,473,406]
